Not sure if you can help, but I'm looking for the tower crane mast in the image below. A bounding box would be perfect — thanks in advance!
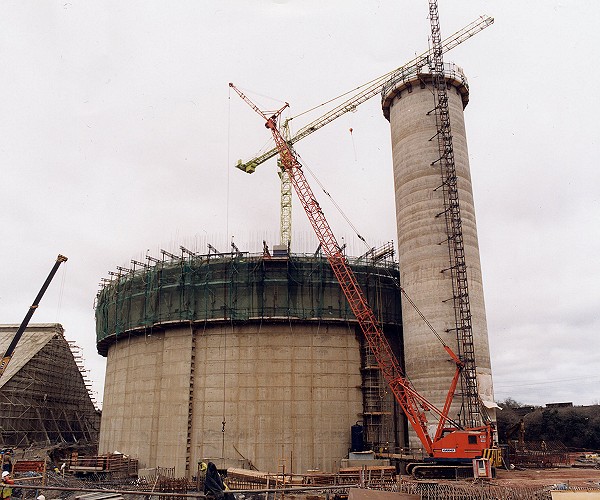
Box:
[229,83,495,477]
[427,0,482,428]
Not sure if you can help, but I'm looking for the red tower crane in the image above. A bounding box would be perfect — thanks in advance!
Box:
[229,83,496,478]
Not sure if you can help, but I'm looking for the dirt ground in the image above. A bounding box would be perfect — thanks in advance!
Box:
[493,467,600,488]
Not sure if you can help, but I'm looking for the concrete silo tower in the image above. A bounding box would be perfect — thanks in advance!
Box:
[96,250,404,477]
[381,64,495,439]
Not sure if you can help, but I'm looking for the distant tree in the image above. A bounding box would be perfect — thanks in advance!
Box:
[496,400,521,442]
[496,399,537,443]
[500,398,524,409]
[496,400,600,451]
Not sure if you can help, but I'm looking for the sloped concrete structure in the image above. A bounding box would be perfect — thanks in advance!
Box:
[0,323,100,447]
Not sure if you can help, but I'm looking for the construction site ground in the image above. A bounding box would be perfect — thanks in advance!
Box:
[492,466,600,488]
[391,467,600,490]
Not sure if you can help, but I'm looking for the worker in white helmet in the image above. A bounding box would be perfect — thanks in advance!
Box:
[1,471,14,500]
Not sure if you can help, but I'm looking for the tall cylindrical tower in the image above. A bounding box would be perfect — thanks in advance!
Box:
[381,64,494,439]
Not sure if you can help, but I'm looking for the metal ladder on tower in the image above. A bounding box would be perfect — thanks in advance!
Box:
[427,0,481,428]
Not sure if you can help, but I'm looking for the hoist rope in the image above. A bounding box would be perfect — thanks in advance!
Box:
[399,286,448,348]
[288,70,395,122]
[221,86,233,456]
[295,151,371,251]
[232,85,287,115]
[371,253,448,349]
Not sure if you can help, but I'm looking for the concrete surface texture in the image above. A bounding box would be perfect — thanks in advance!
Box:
[99,322,364,476]
[97,254,404,477]
[382,69,494,442]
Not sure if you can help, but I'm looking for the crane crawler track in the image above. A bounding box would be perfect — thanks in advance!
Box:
[406,462,485,480]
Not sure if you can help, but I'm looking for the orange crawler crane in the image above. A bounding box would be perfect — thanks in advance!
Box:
[230,83,497,478]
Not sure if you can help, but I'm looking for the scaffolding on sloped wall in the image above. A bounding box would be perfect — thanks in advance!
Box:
[0,324,100,448]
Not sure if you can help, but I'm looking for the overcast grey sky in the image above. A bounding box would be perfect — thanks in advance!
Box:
[1,1,598,409]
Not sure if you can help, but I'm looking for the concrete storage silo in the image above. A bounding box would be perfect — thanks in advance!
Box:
[381,64,495,437]
[96,249,404,477]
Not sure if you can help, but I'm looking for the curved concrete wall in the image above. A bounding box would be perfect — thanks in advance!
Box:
[97,254,404,475]
[99,322,363,475]
[382,71,494,437]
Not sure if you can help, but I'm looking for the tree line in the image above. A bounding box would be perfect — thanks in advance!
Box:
[496,399,600,450]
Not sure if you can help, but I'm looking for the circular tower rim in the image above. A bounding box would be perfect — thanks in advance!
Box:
[382,62,470,121]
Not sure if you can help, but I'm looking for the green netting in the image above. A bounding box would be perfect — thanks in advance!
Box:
[95,253,401,356]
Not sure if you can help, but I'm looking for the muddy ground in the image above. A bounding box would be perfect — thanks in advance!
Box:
[486,467,599,488]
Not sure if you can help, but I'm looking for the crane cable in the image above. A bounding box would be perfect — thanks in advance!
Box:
[290,140,451,353]
[292,150,452,352]
[288,69,394,122]
[295,150,370,250]
[221,85,234,456]
[293,145,449,351]
[398,285,449,349]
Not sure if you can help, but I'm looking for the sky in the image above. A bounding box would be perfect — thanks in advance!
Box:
[0,1,598,410]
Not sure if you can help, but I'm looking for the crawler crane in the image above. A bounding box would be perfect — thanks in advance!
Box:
[0,254,68,379]
[229,84,496,478]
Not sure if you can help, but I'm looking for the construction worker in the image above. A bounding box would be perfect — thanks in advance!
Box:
[197,461,208,491]
[1,471,14,500]
[204,462,233,500]
[199,461,208,473]
[0,452,11,474]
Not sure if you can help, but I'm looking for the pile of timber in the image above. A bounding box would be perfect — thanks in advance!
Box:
[68,453,138,477]
[225,466,396,489]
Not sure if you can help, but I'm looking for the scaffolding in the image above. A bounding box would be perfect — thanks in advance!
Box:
[96,250,404,454]
[95,252,402,353]
[428,0,480,428]
[0,324,100,448]
[360,340,402,452]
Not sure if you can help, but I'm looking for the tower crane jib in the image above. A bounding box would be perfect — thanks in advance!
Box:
[234,15,493,175]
